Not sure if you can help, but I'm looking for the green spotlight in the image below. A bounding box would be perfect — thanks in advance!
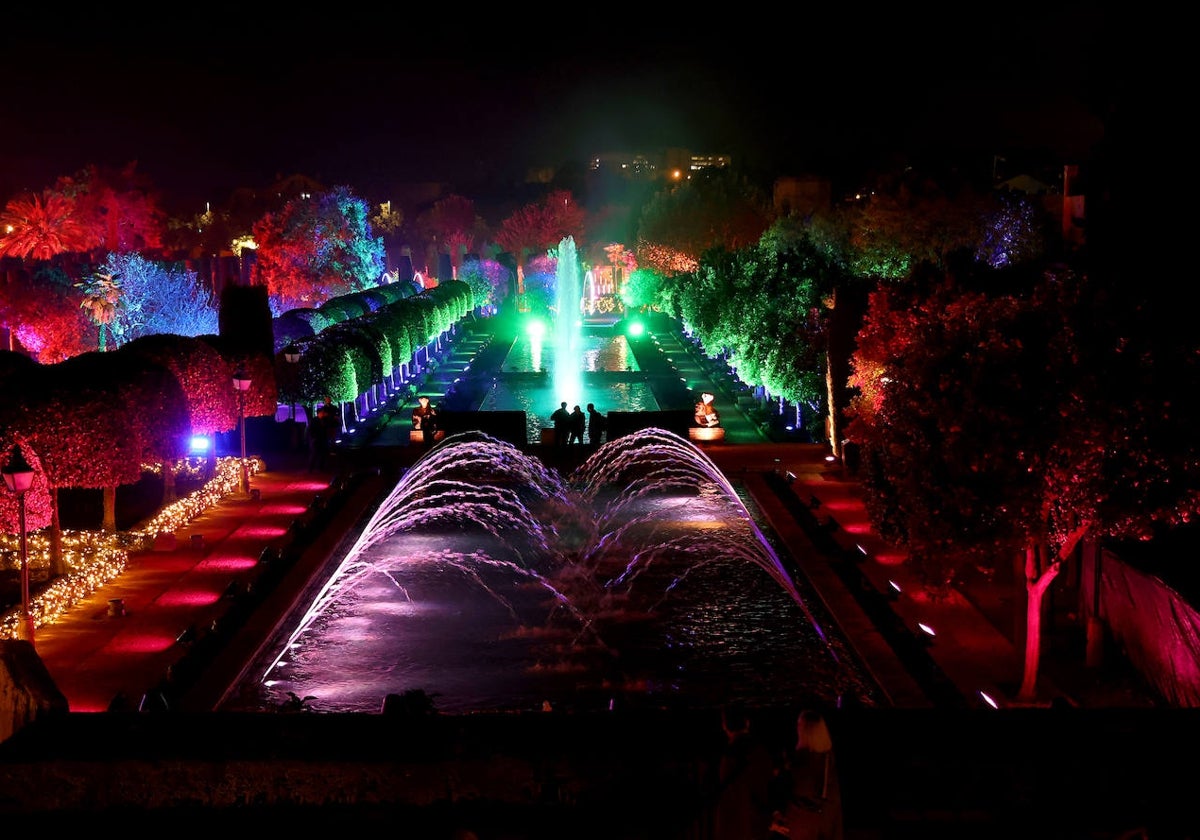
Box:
[627,320,645,337]
[525,318,547,339]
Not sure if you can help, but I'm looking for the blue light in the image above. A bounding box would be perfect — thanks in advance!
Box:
[189,435,210,453]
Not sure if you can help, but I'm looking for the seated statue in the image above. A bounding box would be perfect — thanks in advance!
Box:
[694,392,720,427]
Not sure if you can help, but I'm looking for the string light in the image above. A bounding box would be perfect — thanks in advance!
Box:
[0,456,262,638]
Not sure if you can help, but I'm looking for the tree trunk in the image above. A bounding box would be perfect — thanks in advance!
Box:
[1018,543,1061,702]
[102,485,117,533]
[49,487,66,578]
[161,458,177,506]
[1085,542,1105,668]
[824,282,870,459]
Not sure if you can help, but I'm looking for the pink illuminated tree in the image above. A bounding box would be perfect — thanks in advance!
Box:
[0,437,54,560]
[0,265,96,362]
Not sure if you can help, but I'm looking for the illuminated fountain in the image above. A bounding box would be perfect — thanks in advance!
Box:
[553,235,583,409]
[480,234,654,443]
[229,429,882,713]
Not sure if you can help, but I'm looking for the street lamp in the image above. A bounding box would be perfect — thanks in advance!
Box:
[233,368,252,495]
[283,344,301,422]
[2,445,36,645]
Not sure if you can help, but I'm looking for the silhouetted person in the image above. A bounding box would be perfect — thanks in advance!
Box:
[770,709,843,840]
[586,403,606,446]
[307,398,336,472]
[568,405,586,445]
[412,395,439,447]
[551,401,571,446]
[711,703,777,840]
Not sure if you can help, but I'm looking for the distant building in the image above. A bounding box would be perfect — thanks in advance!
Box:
[588,151,663,180]
[664,148,731,177]
[587,148,732,182]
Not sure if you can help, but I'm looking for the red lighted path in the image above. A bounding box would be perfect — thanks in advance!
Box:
[701,442,1043,709]
[30,455,335,712]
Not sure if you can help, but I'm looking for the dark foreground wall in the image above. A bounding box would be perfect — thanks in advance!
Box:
[607,409,694,441]
[0,707,1195,837]
[436,410,528,447]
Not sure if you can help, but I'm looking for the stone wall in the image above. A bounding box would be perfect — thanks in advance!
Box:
[0,639,68,743]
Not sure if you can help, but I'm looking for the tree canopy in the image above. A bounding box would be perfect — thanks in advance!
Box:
[251,185,387,314]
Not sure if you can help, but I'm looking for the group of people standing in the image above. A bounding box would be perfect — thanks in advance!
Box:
[551,401,606,446]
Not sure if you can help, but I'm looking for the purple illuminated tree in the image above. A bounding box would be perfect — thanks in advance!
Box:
[99,252,218,340]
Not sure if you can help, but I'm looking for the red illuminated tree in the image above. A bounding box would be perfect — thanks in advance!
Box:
[56,163,166,255]
[0,163,165,261]
[847,262,1200,702]
[0,436,54,555]
[417,194,485,276]
[0,191,99,260]
[494,190,586,276]
[120,335,237,503]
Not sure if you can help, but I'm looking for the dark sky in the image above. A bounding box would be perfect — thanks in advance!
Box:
[0,8,1112,215]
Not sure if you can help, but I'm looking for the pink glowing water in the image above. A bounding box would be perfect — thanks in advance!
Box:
[226,429,882,713]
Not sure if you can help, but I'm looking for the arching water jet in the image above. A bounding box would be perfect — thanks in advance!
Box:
[235,430,881,714]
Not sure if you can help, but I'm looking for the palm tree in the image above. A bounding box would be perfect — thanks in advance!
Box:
[0,191,98,259]
[76,271,124,351]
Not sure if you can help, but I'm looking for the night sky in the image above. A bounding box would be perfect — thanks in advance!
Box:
[1,8,1114,215]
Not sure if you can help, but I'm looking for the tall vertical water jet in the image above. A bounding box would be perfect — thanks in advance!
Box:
[554,235,583,408]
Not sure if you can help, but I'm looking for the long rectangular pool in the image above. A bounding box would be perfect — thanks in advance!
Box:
[478,331,662,444]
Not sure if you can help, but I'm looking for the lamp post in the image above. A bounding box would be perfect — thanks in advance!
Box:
[283,344,301,421]
[2,445,36,645]
[282,344,303,451]
[233,368,252,495]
